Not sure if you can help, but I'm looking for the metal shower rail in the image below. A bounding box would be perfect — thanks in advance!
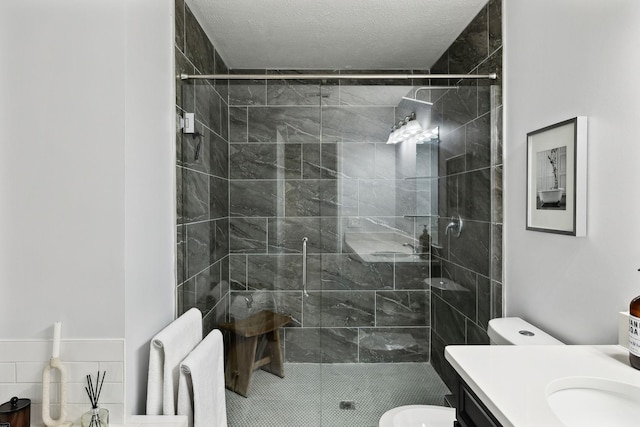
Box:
[179,72,497,81]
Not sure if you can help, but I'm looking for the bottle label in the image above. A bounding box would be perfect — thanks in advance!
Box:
[630,315,640,357]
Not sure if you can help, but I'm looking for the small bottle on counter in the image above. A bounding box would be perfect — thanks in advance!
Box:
[630,269,640,370]
[419,225,431,260]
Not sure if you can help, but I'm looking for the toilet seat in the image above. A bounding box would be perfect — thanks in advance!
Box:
[379,405,455,427]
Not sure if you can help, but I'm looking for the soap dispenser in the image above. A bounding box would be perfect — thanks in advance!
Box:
[418,225,431,260]
[630,268,640,370]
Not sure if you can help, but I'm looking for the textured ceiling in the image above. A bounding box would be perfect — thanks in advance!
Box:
[185,0,489,70]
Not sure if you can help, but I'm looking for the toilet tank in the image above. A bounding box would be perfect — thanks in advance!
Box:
[488,317,564,345]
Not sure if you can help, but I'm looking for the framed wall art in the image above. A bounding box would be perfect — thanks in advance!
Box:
[526,117,587,236]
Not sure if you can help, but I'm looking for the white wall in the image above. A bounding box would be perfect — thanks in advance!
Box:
[0,0,175,415]
[504,0,640,344]
[124,0,175,415]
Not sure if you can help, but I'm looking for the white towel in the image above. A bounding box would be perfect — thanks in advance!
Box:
[177,329,227,427]
[146,308,203,415]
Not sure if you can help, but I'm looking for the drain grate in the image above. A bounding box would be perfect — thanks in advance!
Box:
[339,401,356,410]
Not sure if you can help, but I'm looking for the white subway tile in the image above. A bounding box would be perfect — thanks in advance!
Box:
[0,341,50,362]
[99,361,124,382]
[67,381,123,405]
[0,363,16,382]
[0,382,54,404]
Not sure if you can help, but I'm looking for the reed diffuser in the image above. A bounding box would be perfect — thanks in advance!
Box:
[81,371,108,427]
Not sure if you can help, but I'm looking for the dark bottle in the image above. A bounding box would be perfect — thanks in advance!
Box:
[630,287,640,369]
[419,225,430,260]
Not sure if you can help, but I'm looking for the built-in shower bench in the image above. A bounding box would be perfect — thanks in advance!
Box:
[219,310,292,397]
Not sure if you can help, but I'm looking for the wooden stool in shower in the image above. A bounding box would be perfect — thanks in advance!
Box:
[219,310,292,397]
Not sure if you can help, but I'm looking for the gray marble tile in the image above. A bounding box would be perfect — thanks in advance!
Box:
[284,327,358,363]
[248,106,321,143]
[228,107,248,142]
[215,218,229,262]
[266,73,323,105]
[228,70,267,106]
[320,143,339,179]
[436,261,477,320]
[448,220,490,277]
[492,281,503,319]
[319,180,340,217]
[246,254,303,291]
[322,106,394,142]
[220,98,229,141]
[230,180,281,217]
[460,169,491,222]
[340,179,359,216]
[213,50,229,103]
[184,4,215,75]
[195,262,221,313]
[376,291,430,327]
[182,168,209,223]
[176,166,183,224]
[320,254,393,291]
[430,330,457,392]
[442,82,479,132]
[375,143,397,179]
[448,5,488,75]
[395,262,431,290]
[284,144,302,179]
[467,319,489,345]
[439,126,466,177]
[359,327,429,363]
[180,122,209,174]
[432,294,466,345]
[229,290,302,327]
[209,176,228,220]
[304,291,375,327]
[229,143,277,179]
[229,217,268,253]
[186,220,214,278]
[488,0,502,55]
[194,81,221,134]
[177,279,196,317]
[358,179,396,216]
[177,225,186,285]
[341,143,375,178]
[478,49,503,116]
[229,254,247,290]
[175,0,185,50]
[466,115,491,171]
[301,143,321,179]
[477,274,491,328]
[337,85,412,107]
[285,180,321,217]
[492,223,503,283]
[492,104,503,166]
[210,130,228,179]
[267,217,339,254]
[175,49,194,110]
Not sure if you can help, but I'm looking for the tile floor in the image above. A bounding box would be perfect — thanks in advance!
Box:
[226,362,450,427]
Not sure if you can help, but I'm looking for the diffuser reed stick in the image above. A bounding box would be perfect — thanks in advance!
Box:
[83,371,107,427]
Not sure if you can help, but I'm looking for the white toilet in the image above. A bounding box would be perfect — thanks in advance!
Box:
[378,317,563,427]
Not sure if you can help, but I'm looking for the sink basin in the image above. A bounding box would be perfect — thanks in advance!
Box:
[546,376,640,427]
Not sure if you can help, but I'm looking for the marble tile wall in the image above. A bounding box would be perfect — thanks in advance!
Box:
[428,0,503,392]
[175,0,229,335]
[227,71,438,363]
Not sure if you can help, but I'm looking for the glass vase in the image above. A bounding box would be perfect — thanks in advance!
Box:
[81,407,109,427]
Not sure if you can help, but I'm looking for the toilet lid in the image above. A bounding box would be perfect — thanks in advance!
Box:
[379,405,455,427]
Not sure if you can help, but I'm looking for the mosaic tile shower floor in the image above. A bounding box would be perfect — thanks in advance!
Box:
[225,362,450,427]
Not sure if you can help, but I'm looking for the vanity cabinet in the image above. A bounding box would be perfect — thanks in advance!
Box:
[455,377,503,427]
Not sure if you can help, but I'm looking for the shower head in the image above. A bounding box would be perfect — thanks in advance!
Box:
[401,86,459,107]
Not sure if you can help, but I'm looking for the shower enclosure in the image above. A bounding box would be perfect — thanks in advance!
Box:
[175,1,503,424]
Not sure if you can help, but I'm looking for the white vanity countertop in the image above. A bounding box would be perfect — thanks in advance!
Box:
[445,345,640,427]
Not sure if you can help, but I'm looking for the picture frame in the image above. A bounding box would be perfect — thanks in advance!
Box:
[526,117,587,236]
